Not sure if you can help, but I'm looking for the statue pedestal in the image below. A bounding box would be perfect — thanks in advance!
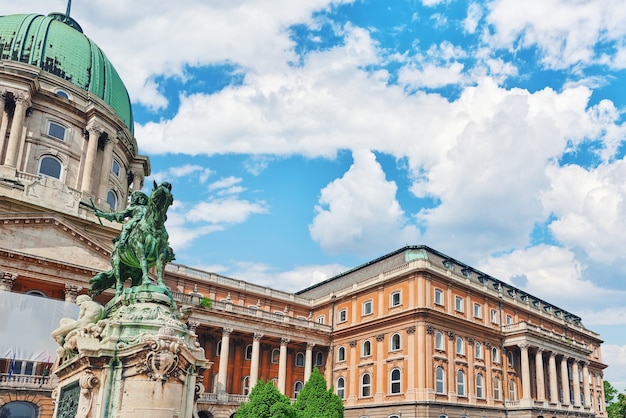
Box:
[52,286,211,418]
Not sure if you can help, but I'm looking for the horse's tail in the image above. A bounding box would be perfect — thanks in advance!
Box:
[89,269,116,296]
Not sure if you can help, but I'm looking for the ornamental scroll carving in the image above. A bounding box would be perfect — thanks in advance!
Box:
[137,327,181,381]
[77,369,99,418]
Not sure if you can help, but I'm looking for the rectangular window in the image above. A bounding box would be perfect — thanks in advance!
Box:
[391,291,401,307]
[48,121,66,141]
[112,159,121,176]
[316,315,325,324]
[473,303,482,318]
[506,314,513,325]
[491,309,498,324]
[363,300,373,315]
[455,296,464,312]
[434,289,444,306]
[338,309,347,323]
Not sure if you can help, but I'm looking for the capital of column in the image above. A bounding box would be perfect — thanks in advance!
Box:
[14,93,31,108]
[376,334,385,342]
[0,271,18,291]
[64,284,83,302]
[349,340,357,347]
[406,326,416,334]
[426,325,434,335]
[253,333,263,341]
[447,331,455,340]
[550,351,558,359]
[86,124,103,137]
[518,343,530,351]
[280,337,290,345]
[222,327,233,336]
[188,321,199,333]
[306,342,316,349]
[0,89,7,102]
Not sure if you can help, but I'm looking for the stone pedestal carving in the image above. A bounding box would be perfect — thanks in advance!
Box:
[51,286,211,418]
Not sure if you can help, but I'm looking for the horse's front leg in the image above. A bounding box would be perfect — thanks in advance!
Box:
[137,244,151,285]
[113,257,124,296]
[156,251,166,287]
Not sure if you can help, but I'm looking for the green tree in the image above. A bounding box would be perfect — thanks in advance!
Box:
[605,380,626,418]
[293,367,344,418]
[235,379,295,418]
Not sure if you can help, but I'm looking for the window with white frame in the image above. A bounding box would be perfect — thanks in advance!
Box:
[112,159,121,177]
[47,121,67,141]
[391,291,401,307]
[457,370,466,396]
[434,289,444,305]
[336,377,345,399]
[38,156,62,179]
[390,333,401,351]
[492,347,499,363]
[509,379,516,400]
[363,300,373,316]
[317,315,325,324]
[106,190,118,210]
[315,351,323,366]
[294,381,303,398]
[362,340,372,357]
[338,346,346,362]
[507,351,514,367]
[476,373,485,398]
[493,376,501,400]
[435,331,445,351]
[456,337,465,355]
[271,349,280,363]
[435,366,445,394]
[338,309,347,323]
[361,373,372,397]
[491,309,499,324]
[455,296,464,312]
[55,89,70,99]
[245,345,252,360]
[475,342,483,360]
[390,368,401,394]
[243,376,250,395]
[295,352,305,367]
[506,314,513,325]
[473,303,482,318]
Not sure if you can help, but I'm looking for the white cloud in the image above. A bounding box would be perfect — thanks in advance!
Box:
[398,61,465,89]
[309,149,420,256]
[601,344,626,390]
[463,2,483,34]
[208,176,242,191]
[186,198,268,224]
[150,165,213,184]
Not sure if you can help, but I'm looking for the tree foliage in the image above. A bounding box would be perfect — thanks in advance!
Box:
[292,367,344,418]
[605,380,626,418]
[235,379,295,418]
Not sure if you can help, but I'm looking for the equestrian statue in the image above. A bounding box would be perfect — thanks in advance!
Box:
[89,181,175,296]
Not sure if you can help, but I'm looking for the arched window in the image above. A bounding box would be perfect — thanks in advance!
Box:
[338,346,346,362]
[476,373,485,398]
[295,352,305,367]
[390,333,401,351]
[389,416,401,418]
[457,370,466,396]
[507,350,514,367]
[242,376,250,395]
[55,89,70,99]
[598,396,603,412]
[112,159,121,176]
[315,351,323,366]
[493,376,501,400]
[435,331,445,351]
[107,190,118,210]
[361,373,372,397]
[475,342,483,359]
[336,377,345,399]
[294,381,303,398]
[245,345,252,360]
[509,379,517,400]
[271,348,280,363]
[362,340,372,357]
[216,341,222,356]
[26,290,47,297]
[0,401,37,418]
[492,347,499,363]
[435,366,445,394]
[456,337,465,355]
[390,368,401,394]
[38,155,62,179]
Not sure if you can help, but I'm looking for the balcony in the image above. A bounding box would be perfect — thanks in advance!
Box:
[503,322,590,353]
[0,373,56,391]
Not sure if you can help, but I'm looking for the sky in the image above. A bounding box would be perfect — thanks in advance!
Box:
[11,0,626,389]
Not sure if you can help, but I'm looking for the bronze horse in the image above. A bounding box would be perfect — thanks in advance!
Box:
[89,181,175,296]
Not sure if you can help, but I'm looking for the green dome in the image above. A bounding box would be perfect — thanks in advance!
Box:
[0,13,134,134]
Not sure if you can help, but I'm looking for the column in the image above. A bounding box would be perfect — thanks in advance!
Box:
[81,124,102,193]
[572,360,581,407]
[467,338,474,401]
[561,356,570,406]
[447,332,455,398]
[250,333,263,388]
[278,338,289,394]
[348,340,357,403]
[406,326,417,399]
[0,90,7,161]
[535,348,545,402]
[217,328,232,392]
[548,352,559,404]
[0,271,17,291]
[64,284,82,303]
[98,135,115,201]
[582,362,591,408]
[304,342,315,382]
[375,334,384,401]
[519,344,531,401]
[4,94,31,168]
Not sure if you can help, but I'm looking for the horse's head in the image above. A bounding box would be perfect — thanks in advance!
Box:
[150,181,174,212]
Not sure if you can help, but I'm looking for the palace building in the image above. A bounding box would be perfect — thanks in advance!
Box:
[0,8,607,418]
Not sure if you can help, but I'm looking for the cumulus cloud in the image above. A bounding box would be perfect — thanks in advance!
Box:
[601,344,626,389]
[309,149,420,256]
[150,164,213,184]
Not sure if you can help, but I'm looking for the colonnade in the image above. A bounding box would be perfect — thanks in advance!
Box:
[517,343,593,409]
[216,328,317,396]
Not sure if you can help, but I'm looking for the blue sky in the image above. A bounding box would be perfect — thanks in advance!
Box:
[13,0,626,388]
